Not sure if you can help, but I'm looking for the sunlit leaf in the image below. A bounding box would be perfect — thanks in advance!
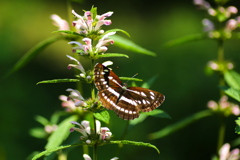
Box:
[37,79,80,85]
[45,115,78,150]
[119,77,143,82]
[236,117,240,134]
[93,110,110,124]
[224,70,240,90]
[109,140,160,154]
[35,115,50,126]
[97,53,129,58]
[112,35,156,56]
[52,30,82,36]
[222,87,240,102]
[29,128,47,139]
[32,144,80,160]
[103,29,130,37]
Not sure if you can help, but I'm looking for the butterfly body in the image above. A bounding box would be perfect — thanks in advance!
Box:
[94,63,165,120]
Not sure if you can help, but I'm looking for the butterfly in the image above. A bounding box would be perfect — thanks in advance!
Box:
[94,63,165,120]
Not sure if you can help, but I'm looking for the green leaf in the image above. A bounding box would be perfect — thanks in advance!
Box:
[130,114,148,126]
[97,53,129,59]
[37,79,80,85]
[143,109,171,119]
[148,110,213,140]
[90,6,98,19]
[163,33,208,47]
[236,117,240,134]
[224,70,240,90]
[32,144,80,160]
[103,29,130,37]
[29,127,47,139]
[3,36,62,79]
[222,87,240,102]
[119,77,143,82]
[45,115,78,150]
[109,140,160,154]
[111,35,156,56]
[35,115,50,126]
[93,110,110,124]
[52,30,82,36]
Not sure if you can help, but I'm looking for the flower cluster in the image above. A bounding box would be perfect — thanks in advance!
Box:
[70,120,112,144]
[70,9,115,58]
[207,60,234,72]
[51,8,116,59]
[193,0,240,39]
[218,143,240,160]
[72,10,113,36]
[69,31,115,57]
[207,96,240,116]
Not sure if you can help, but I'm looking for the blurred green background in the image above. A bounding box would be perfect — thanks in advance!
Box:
[1,0,240,159]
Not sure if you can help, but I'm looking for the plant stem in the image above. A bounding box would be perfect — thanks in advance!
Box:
[216,39,226,152]
[93,116,98,160]
[217,117,226,152]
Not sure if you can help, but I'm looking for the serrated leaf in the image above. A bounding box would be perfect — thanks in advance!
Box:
[97,53,129,59]
[222,87,240,102]
[32,144,80,160]
[109,140,160,154]
[37,79,79,85]
[119,77,143,82]
[111,35,156,56]
[45,115,78,150]
[3,36,62,79]
[163,33,208,47]
[224,70,240,90]
[93,110,110,124]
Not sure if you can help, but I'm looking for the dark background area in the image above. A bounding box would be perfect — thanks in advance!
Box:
[1,0,240,159]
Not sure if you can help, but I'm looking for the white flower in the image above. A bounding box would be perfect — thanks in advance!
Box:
[207,96,240,116]
[72,9,113,35]
[66,55,85,73]
[95,120,112,140]
[50,14,70,31]
[83,154,92,160]
[219,143,240,160]
[70,121,91,138]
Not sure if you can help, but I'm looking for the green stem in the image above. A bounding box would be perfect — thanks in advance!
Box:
[216,39,226,152]
[217,117,226,152]
[93,116,98,160]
